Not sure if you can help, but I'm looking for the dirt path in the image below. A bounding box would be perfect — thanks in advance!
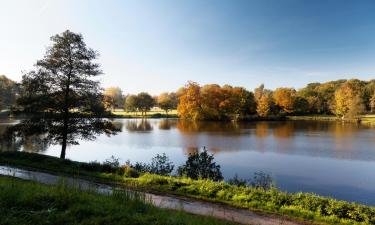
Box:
[0,165,310,225]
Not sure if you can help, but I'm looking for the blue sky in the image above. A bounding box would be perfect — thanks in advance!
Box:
[1,0,375,94]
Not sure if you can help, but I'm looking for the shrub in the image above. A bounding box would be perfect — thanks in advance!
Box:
[149,153,174,176]
[228,174,247,187]
[250,171,273,190]
[124,167,140,178]
[177,147,223,181]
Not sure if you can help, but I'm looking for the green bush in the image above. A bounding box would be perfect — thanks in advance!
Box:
[124,166,140,178]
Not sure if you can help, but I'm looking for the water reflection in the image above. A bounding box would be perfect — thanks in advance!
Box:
[125,119,153,132]
[158,119,175,130]
[2,119,375,162]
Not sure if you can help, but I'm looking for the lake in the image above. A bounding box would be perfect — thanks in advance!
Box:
[1,118,375,205]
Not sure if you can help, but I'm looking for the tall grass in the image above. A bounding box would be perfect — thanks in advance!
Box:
[0,176,237,225]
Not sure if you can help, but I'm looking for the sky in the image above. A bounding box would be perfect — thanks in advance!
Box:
[1,0,375,95]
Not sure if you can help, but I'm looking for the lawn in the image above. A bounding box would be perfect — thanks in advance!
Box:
[111,109,178,118]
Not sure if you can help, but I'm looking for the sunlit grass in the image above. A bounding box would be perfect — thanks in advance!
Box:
[0,176,238,225]
[111,109,178,117]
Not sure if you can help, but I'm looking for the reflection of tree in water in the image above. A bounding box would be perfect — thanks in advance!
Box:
[184,146,199,155]
[255,122,269,138]
[183,146,223,155]
[273,122,295,139]
[1,117,120,153]
[158,119,177,130]
[125,119,153,132]
[176,120,242,134]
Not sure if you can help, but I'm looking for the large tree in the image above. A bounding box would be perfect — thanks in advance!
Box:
[136,92,155,116]
[273,88,296,114]
[13,30,119,159]
[157,92,178,114]
[334,81,365,119]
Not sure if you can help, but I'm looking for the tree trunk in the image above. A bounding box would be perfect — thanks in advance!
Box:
[60,129,67,159]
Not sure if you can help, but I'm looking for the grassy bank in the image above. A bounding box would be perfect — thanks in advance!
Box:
[1,152,375,225]
[287,114,375,124]
[0,176,237,225]
[287,115,338,121]
[110,110,178,118]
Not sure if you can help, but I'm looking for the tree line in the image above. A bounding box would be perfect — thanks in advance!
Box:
[2,75,374,121]
[101,79,375,120]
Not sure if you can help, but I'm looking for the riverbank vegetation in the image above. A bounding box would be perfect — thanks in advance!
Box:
[0,176,237,225]
[1,151,374,225]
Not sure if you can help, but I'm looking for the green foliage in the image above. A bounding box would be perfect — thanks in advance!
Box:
[149,153,175,176]
[124,92,155,116]
[0,75,18,110]
[227,174,247,187]
[125,153,174,176]
[177,148,223,181]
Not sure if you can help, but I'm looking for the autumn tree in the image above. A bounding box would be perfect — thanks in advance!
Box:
[11,30,119,159]
[257,95,272,117]
[334,81,365,119]
[223,86,256,118]
[254,84,265,103]
[273,88,296,113]
[370,92,375,113]
[103,87,123,111]
[177,82,202,120]
[157,92,178,114]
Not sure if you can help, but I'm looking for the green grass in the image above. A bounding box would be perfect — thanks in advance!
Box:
[111,109,178,118]
[1,151,375,225]
[360,115,375,124]
[0,176,238,225]
[287,115,339,121]
[288,114,375,124]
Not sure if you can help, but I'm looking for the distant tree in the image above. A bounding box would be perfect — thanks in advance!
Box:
[12,30,119,159]
[334,81,365,119]
[124,94,138,112]
[103,87,123,111]
[0,75,18,110]
[293,96,309,114]
[136,92,154,116]
[273,88,296,113]
[256,95,271,117]
[254,84,265,103]
[157,92,178,114]
[233,87,256,116]
[177,81,202,120]
[177,147,223,181]
[346,95,365,119]
[370,92,375,113]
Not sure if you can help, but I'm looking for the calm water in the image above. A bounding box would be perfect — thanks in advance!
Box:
[1,118,375,205]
